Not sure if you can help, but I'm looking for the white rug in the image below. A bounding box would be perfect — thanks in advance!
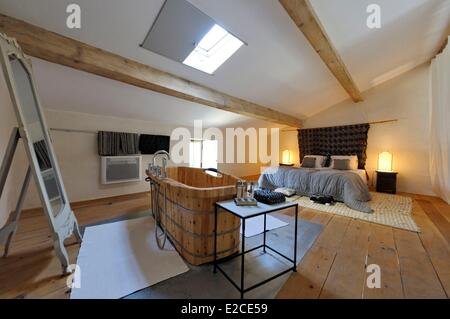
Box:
[289,192,420,232]
[70,217,189,299]
[240,215,289,238]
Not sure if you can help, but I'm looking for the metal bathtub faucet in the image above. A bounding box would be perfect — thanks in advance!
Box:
[152,150,171,179]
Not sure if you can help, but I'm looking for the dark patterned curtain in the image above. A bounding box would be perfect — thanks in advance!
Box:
[298,123,370,169]
[98,131,139,156]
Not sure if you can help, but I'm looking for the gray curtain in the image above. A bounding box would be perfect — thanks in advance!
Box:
[98,131,139,156]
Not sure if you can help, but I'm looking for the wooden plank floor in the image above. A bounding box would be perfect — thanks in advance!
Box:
[277,194,450,299]
[0,193,151,299]
[0,192,449,299]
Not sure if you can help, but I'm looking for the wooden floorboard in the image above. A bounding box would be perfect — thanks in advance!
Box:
[276,245,336,299]
[1,192,449,299]
[311,215,350,252]
[319,219,371,299]
[309,211,333,226]
[278,194,450,299]
[276,213,350,298]
[393,228,446,298]
[417,199,450,245]
[431,199,450,223]
[414,200,450,297]
[363,224,403,299]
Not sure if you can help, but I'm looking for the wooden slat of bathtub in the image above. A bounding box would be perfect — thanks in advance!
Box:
[154,168,241,265]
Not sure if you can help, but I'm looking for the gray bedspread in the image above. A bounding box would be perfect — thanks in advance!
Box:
[258,167,373,213]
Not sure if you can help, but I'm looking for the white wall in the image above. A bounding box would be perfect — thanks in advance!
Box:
[0,108,271,228]
[280,130,300,166]
[303,63,434,196]
[21,110,184,208]
[0,97,276,228]
[12,109,274,211]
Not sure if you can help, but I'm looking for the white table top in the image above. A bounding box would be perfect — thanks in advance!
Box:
[216,200,297,219]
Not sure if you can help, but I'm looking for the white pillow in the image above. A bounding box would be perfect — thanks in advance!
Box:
[303,155,326,168]
[330,155,358,170]
[274,187,296,197]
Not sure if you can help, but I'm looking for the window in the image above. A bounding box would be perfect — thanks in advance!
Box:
[189,139,218,169]
[189,140,202,168]
[183,24,244,74]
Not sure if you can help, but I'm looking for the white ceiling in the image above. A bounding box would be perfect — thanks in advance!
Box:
[30,58,263,128]
[0,0,448,126]
[310,0,450,91]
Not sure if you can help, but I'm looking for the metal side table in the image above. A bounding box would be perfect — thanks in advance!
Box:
[213,200,298,299]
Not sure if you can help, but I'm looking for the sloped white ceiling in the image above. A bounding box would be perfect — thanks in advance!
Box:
[309,0,450,91]
[0,0,448,126]
[30,58,262,128]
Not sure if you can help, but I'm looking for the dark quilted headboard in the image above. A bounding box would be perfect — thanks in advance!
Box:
[298,123,370,169]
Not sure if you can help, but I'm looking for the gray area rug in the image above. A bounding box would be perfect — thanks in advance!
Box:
[82,212,324,299]
[82,210,323,299]
[241,214,289,238]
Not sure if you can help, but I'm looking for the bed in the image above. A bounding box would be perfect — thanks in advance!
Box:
[316,167,368,184]
[258,166,373,213]
[275,123,373,212]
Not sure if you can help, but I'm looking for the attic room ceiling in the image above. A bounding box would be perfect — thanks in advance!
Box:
[30,58,272,129]
[0,0,448,125]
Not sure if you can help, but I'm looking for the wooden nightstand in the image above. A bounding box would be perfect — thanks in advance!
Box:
[376,171,398,194]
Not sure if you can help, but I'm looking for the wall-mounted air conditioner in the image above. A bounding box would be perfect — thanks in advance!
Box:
[101,156,142,184]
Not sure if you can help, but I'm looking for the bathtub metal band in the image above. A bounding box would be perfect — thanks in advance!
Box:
[155,188,225,216]
[148,178,240,259]
[156,202,240,238]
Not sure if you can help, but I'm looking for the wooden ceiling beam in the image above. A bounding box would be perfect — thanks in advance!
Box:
[279,0,363,103]
[0,14,303,128]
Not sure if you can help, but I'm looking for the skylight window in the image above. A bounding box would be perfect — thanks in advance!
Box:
[183,24,244,74]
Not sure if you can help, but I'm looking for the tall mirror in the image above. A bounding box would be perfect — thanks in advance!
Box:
[0,34,81,274]
[9,57,64,217]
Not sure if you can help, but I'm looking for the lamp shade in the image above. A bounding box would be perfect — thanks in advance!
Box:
[282,150,293,165]
[378,151,393,172]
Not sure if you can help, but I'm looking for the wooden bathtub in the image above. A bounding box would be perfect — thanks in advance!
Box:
[146,167,241,265]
